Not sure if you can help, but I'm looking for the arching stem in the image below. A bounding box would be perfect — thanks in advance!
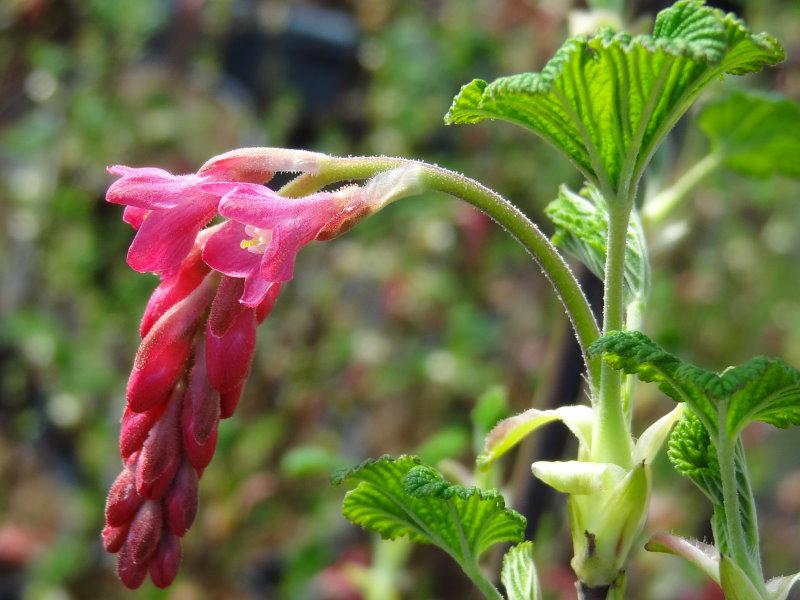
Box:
[279,156,602,390]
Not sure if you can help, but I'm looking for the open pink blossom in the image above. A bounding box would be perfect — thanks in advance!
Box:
[202,183,340,306]
[106,166,228,275]
[202,167,425,306]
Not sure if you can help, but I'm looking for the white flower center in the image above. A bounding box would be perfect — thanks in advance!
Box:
[240,225,273,254]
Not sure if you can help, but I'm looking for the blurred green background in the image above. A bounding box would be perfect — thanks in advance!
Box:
[1,0,799,598]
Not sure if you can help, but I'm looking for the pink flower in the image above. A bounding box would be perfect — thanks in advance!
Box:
[106,166,224,275]
[202,183,339,306]
[202,167,426,306]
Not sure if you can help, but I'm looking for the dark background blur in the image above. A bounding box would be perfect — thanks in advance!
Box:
[1,1,799,598]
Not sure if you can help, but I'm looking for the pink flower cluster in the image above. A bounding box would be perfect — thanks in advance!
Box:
[101,148,423,588]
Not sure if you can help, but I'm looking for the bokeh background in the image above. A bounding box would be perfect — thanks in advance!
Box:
[1,0,800,598]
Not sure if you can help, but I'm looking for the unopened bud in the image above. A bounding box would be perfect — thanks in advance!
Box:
[125,500,163,566]
[182,343,220,470]
[127,273,216,412]
[198,147,327,183]
[102,523,130,553]
[136,387,183,499]
[120,405,163,459]
[165,461,199,537]
[140,242,210,337]
[206,277,257,394]
[220,381,245,419]
[149,532,182,588]
[117,544,149,589]
[105,467,143,527]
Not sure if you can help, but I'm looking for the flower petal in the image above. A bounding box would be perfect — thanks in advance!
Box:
[240,271,273,307]
[217,186,335,229]
[123,206,148,230]
[127,193,217,275]
[259,217,323,282]
[106,167,204,210]
[202,220,261,278]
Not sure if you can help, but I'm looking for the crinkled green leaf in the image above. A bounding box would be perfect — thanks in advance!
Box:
[592,331,793,570]
[669,410,760,565]
[333,455,525,568]
[445,1,783,194]
[501,542,541,600]
[588,330,719,427]
[668,410,722,504]
[721,357,800,436]
[699,90,800,178]
[546,183,649,302]
[588,331,800,437]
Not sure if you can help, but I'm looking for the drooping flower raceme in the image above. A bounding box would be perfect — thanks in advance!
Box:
[102,149,424,588]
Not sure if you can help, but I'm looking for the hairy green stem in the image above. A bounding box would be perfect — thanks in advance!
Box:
[280,156,602,389]
[644,152,721,225]
[591,200,634,467]
[463,562,503,600]
[716,417,765,593]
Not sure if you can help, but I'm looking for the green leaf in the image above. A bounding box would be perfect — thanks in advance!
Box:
[546,183,649,302]
[501,542,541,600]
[668,410,722,505]
[587,330,719,428]
[445,1,783,195]
[588,331,800,437]
[699,90,800,178]
[478,404,595,469]
[766,572,800,600]
[333,455,526,567]
[645,532,720,583]
[471,385,510,452]
[668,410,757,559]
[633,404,684,465]
[531,460,626,495]
[592,331,800,581]
[721,556,766,600]
[721,357,800,436]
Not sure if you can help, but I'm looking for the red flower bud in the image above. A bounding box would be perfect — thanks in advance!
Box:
[126,274,216,412]
[182,345,220,470]
[105,467,142,527]
[220,381,245,419]
[119,405,163,459]
[136,388,182,499]
[117,545,149,589]
[140,241,210,337]
[206,277,257,394]
[102,523,129,553]
[149,532,182,588]
[165,461,199,537]
[125,500,163,566]
[197,147,325,183]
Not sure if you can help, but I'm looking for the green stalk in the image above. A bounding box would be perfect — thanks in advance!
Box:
[280,156,602,389]
[591,199,634,467]
[715,422,766,595]
[643,152,721,225]
[462,562,504,600]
